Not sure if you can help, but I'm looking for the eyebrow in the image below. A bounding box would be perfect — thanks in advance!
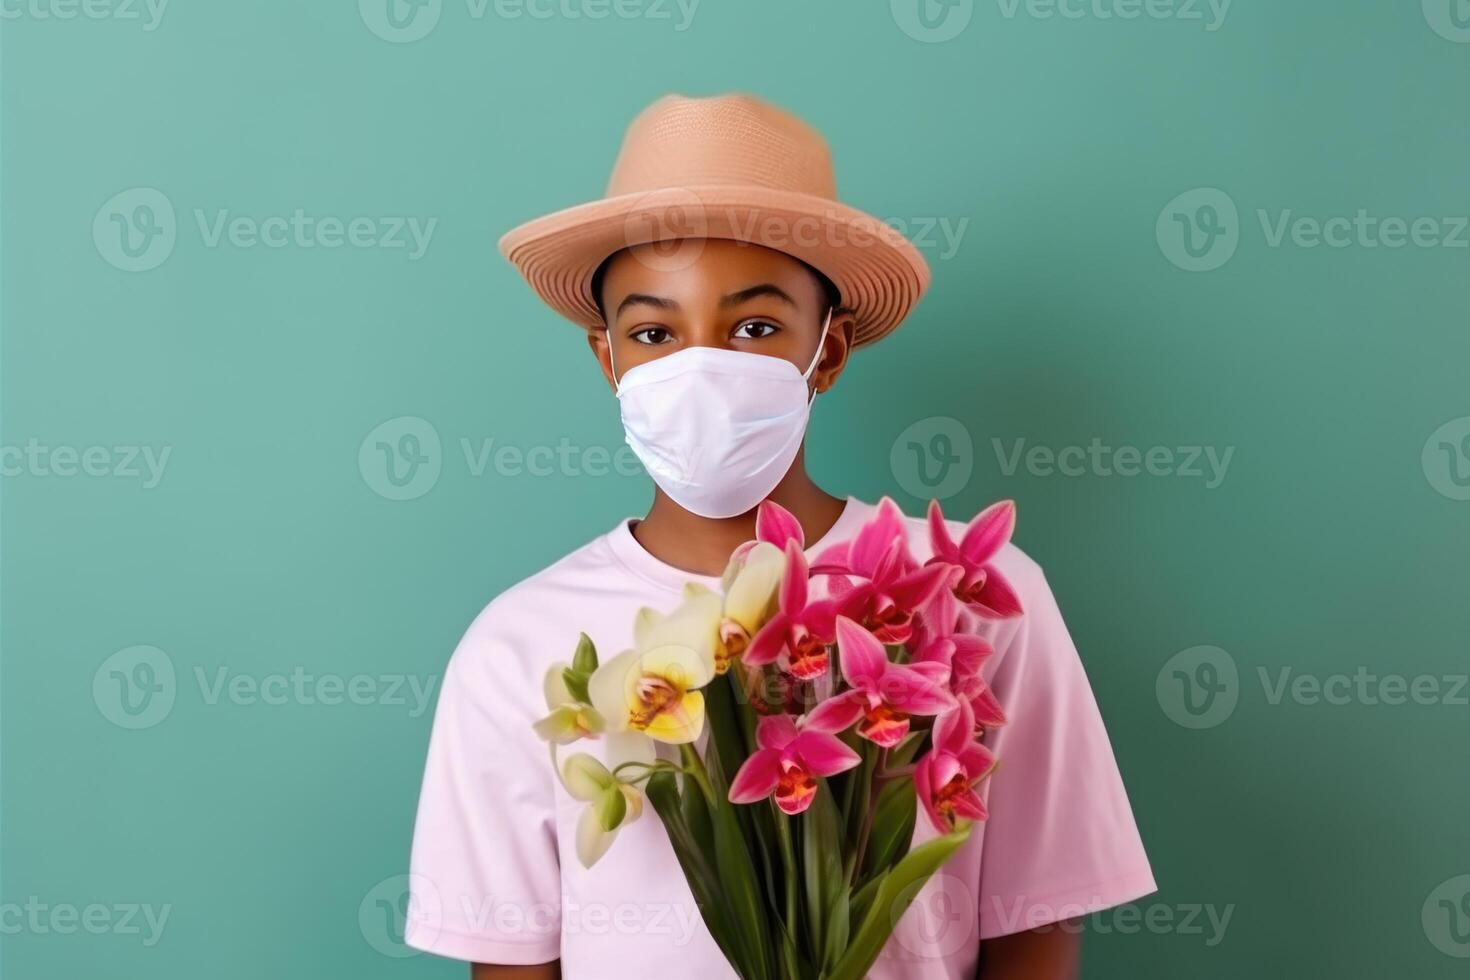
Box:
[614,292,680,317]
[719,283,797,309]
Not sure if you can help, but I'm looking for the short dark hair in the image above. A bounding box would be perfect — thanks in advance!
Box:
[589,245,842,323]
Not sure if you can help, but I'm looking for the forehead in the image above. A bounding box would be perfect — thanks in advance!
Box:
[599,239,825,305]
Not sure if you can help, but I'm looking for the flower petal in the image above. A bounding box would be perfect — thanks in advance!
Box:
[960,499,1016,567]
[757,499,805,549]
[927,499,962,563]
[972,567,1024,618]
[969,685,1007,727]
[542,661,575,710]
[803,691,866,733]
[723,542,784,632]
[835,616,888,689]
[889,562,952,613]
[779,540,809,614]
[755,712,800,751]
[848,498,906,577]
[932,700,975,755]
[587,648,641,731]
[641,643,714,693]
[959,742,997,782]
[640,690,706,744]
[880,664,955,716]
[792,731,861,778]
[744,616,788,666]
[950,788,988,822]
[576,803,618,867]
[728,748,783,804]
[561,753,614,802]
[914,753,945,833]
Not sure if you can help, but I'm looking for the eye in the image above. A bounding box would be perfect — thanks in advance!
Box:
[630,326,673,346]
[733,319,781,341]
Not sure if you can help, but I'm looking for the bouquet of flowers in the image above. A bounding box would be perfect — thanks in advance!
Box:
[534,497,1022,980]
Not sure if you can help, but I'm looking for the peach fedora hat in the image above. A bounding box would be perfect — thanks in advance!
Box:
[498,93,932,348]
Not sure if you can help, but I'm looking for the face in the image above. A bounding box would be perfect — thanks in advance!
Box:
[588,238,855,393]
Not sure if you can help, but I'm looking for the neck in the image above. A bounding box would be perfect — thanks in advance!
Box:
[631,450,847,577]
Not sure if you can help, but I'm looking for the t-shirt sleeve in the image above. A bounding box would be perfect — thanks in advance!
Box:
[405,607,562,964]
[976,556,1157,940]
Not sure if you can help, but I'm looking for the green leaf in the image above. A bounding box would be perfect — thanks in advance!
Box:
[822,881,851,974]
[684,745,773,980]
[861,778,917,882]
[572,632,598,674]
[825,824,974,980]
[645,771,744,973]
[801,784,845,972]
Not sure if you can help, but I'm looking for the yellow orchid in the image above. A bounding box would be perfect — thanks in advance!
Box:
[532,660,604,744]
[531,634,605,745]
[714,541,785,673]
[560,738,651,867]
[589,640,713,744]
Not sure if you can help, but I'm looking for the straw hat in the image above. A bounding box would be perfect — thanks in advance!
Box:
[499,93,931,347]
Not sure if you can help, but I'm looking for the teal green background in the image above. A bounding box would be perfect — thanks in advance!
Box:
[4,1,1468,977]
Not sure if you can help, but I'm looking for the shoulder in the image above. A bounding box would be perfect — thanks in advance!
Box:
[446,527,625,686]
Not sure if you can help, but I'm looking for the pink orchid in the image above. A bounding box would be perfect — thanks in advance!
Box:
[756,499,805,549]
[907,590,1005,727]
[914,699,996,833]
[728,711,861,815]
[927,499,1023,618]
[814,617,955,748]
[744,541,839,681]
[814,498,951,643]
[726,499,807,571]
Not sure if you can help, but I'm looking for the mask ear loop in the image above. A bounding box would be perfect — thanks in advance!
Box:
[607,330,624,395]
[801,307,834,404]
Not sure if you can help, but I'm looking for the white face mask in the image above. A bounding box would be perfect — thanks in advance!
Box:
[610,310,832,519]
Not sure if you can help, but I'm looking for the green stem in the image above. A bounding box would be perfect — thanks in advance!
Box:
[848,746,888,886]
[679,744,718,810]
[771,803,802,977]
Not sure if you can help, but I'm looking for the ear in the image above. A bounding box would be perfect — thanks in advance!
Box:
[810,308,856,394]
[587,329,618,393]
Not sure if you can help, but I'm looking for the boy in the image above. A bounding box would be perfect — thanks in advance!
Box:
[407,93,1154,979]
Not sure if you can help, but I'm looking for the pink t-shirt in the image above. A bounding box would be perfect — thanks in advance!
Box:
[406,498,1155,976]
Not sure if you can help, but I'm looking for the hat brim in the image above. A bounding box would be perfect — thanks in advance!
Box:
[498,185,931,348]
